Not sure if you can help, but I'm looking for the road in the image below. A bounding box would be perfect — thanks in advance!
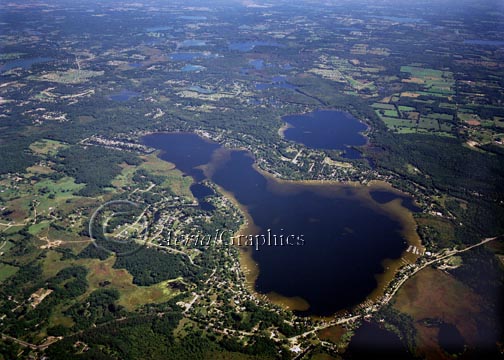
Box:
[1,333,60,351]
[289,235,501,342]
[2,236,499,353]
[383,235,500,303]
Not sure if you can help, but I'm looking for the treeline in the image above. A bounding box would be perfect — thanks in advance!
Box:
[0,141,37,174]
[217,299,304,337]
[113,247,201,286]
[368,132,504,243]
[65,288,125,331]
[449,246,504,356]
[376,305,417,353]
[46,304,285,359]
[0,264,89,339]
[53,145,142,196]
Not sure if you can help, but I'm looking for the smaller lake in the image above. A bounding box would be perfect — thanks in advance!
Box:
[0,57,54,73]
[179,40,207,48]
[345,322,414,360]
[170,52,218,61]
[108,90,139,102]
[283,110,367,159]
[229,41,284,52]
[190,183,216,211]
[438,323,466,355]
[182,64,206,72]
[256,75,296,90]
[464,39,504,47]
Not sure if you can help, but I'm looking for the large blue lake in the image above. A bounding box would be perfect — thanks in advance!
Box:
[142,132,415,316]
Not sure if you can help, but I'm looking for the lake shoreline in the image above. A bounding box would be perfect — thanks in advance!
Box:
[141,130,423,319]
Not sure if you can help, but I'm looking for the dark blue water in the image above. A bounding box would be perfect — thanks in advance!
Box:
[438,323,465,355]
[0,57,53,73]
[143,133,220,182]
[229,41,284,52]
[190,183,216,211]
[345,322,414,359]
[142,133,410,316]
[344,147,363,160]
[283,110,367,159]
[108,90,140,102]
[464,39,504,47]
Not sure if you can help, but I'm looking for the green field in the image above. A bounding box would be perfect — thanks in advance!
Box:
[0,263,19,283]
[29,139,68,156]
[418,117,440,130]
[372,103,396,110]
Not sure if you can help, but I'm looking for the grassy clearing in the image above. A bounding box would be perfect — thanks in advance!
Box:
[381,116,416,129]
[86,256,176,311]
[0,240,14,254]
[138,153,193,199]
[49,303,75,328]
[26,165,55,175]
[28,221,50,236]
[400,66,444,78]
[383,109,399,118]
[0,263,19,282]
[418,117,439,130]
[41,251,178,311]
[29,139,68,156]
[318,325,345,343]
[417,216,455,248]
[372,103,396,110]
[398,105,416,112]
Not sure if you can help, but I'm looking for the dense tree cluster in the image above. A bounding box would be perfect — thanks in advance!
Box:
[53,146,142,196]
[113,248,200,286]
